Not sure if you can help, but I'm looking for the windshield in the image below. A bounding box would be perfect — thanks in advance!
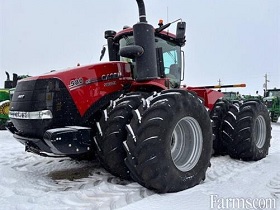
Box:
[268,90,280,97]
[223,92,237,100]
[119,35,182,87]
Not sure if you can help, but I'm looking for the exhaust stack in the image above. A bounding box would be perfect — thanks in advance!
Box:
[120,0,158,81]
[133,0,158,81]
[136,0,147,23]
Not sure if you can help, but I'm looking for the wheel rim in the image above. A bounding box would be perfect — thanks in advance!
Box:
[170,116,203,172]
[255,115,266,149]
[3,105,9,115]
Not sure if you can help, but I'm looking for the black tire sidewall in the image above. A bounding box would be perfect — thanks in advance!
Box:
[232,100,271,161]
[135,91,212,192]
[163,106,212,187]
[250,102,271,159]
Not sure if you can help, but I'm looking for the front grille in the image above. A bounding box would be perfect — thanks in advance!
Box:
[10,78,81,138]
[265,101,273,109]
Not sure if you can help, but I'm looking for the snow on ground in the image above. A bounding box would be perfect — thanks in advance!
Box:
[0,122,280,210]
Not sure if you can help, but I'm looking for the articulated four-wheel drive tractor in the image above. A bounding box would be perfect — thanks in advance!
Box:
[0,72,28,130]
[6,0,271,193]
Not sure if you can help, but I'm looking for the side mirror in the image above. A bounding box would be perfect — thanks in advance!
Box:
[12,73,18,88]
[99,46,106,61]
[119,45,144,59]
[176,22,186,43]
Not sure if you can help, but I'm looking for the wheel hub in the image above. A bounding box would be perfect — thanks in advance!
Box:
[255,115,266,149]
[170,116,203,172]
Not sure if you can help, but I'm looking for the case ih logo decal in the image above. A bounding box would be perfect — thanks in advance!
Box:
[101,73,121,81]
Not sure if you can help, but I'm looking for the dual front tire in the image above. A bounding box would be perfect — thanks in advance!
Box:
[95,90,212,193]
[124,90,212,193]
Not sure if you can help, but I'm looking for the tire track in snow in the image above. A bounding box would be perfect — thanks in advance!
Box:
[267,172,280,200]
[0,131,267,209]
[205,123,280,185]
[201,156,271,197]
[45,162,154,209]
[0,134,153,210]
[1,125,279,209]
[206,156,251,182]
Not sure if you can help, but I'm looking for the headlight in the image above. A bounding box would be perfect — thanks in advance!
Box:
[9,110,53,120]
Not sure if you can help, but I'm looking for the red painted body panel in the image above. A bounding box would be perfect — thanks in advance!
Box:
[19,61,222,116]
[186,87,224,110]
[21,62,134,116]
[19,61,169,117]
[115,28,177,40]
[130,79,168,91]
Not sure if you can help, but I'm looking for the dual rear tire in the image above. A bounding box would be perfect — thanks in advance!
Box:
[210,99,271,161]
[229,100,271,160]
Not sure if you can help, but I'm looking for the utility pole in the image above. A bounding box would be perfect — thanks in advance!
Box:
[264,73,269,92]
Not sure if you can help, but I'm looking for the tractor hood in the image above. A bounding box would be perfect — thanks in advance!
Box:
[19,61,132,91]
[9,61,133,139]
[263,96,275,101]
[12,61,132,116]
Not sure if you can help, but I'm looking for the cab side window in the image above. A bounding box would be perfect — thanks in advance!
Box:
[162,49,181,88]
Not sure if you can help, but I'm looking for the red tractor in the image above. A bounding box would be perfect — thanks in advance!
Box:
[7,0,271,193]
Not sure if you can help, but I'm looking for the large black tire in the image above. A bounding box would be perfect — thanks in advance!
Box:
[94,92,148,179]
[220,103,239,154]
[124,90,213,193]
[271,111,279,123]
[210,99,231,155]
[227,100,271,160]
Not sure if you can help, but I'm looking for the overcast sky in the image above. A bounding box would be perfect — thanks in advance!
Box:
[1,0,279,95]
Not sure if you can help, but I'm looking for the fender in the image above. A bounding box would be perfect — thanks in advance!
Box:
[130,78,168,92]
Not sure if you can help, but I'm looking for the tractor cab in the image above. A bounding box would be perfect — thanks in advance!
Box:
[263,88,280,122]
[103,19,186,88]
[119,33,183,88]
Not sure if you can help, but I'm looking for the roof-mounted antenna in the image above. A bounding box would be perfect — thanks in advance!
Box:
[167,6,169,23]
[166,6,169,33]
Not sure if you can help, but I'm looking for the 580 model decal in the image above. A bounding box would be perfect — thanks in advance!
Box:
[68,73,122,90]
[69,78,84,89]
